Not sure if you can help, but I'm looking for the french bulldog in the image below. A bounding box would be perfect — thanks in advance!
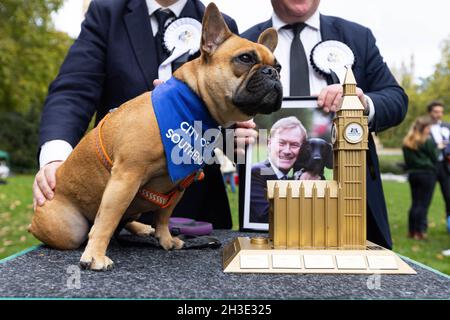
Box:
[28,3,282,271]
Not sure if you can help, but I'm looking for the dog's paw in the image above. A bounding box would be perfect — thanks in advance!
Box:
[79,253,114,271]
[158,235,184,250]
[125,221,155,237]
[136,224,155,237]
[172,236,184,250]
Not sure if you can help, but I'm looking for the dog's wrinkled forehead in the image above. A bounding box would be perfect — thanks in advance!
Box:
[236,39,277,65]
[223,37,280,77]
[256,42,278,65]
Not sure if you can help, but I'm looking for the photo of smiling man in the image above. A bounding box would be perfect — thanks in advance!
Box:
[249,116,307,223]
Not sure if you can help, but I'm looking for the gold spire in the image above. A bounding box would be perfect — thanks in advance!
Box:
[339,66,365,110]
[342,66,357,95]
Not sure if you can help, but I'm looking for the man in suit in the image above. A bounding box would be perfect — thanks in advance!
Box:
[240,0,408,249]
[428,101,450,233]
[250,116,306,223]
[33,0,258,229]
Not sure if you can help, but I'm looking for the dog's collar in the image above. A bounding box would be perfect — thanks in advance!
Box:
[152,77,222,182]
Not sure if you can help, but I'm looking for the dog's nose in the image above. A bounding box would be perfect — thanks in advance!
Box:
[260,66,279,80]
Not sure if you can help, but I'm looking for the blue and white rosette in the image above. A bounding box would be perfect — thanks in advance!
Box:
[310,40,355,84]
[158,18,202,81]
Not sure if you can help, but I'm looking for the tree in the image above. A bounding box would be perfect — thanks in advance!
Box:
[0,109,40,172]
[0,0,74,171]
[423,38,450,111]
[0,0,73,114]
[379,36,450,148]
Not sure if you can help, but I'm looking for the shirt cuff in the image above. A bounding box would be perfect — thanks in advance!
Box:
[39,140,73,168]
[365,94,375,124]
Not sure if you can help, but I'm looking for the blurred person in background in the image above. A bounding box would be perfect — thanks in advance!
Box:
[427,101,450,234]
[402,116,439,240]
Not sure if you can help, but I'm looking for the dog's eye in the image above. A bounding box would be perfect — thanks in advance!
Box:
[238,54,253,64]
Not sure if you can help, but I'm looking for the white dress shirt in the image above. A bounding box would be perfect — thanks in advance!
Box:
[146,0,187,36]
[271,9,375,122]
[40,0,189,168]
[431,121,450,145]
[272,10,327,96]
[431,121,450,161]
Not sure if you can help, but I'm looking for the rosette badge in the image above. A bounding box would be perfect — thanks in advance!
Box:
[158,18,202,81]
[310,40,355,84]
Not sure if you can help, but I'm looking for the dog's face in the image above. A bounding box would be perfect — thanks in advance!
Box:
[294,138,333,176]
[228,35,283,117]
[180,3,283,124]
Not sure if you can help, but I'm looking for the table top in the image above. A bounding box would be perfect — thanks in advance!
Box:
[0,230,449,299]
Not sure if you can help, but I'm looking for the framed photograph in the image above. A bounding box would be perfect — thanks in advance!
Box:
[242,97,334,231]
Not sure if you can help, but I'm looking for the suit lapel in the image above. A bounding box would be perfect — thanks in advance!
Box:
[319,14,342,85]
[179,0,202,20]
[124,0,158,88]
[262,19,273,29]
[263,159,278,179]
[260,19,273,37]
[320,14,340,41]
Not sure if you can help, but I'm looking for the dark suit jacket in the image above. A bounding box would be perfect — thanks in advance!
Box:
[39,0,239,228]
[250,160,278,223]
[239,15,409,249]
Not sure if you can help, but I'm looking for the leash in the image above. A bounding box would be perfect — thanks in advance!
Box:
[94,113,204,208]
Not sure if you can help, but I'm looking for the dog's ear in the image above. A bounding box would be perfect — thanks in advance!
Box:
[294,140,311,172]
[258,28,278,53]
[201,3,233,56]
[324,142,333,169]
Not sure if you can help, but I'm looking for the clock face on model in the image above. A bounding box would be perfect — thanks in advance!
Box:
[344,123,364,143]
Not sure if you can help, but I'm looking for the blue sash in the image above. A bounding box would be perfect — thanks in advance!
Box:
[152,77,221,182]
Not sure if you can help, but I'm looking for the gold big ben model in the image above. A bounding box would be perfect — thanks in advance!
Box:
[267,67,367,250]
[223,67,415,274]
[332,67,368,249]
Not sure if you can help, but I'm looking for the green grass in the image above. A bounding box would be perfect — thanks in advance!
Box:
[1,175,449,275]
[0,175,40,259]
[224,184,239,231]
[382,181,450,275]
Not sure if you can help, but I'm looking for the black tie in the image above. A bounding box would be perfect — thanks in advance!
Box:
[286,23,310,96]
[154,9,174,65]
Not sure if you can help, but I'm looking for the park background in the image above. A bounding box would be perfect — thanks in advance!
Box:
[0,0,449,274]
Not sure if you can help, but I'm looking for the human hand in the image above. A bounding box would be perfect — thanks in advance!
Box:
[316,84,367,113]
[234,120,258,157]
[33,161,63,210]
[153,79,164,87]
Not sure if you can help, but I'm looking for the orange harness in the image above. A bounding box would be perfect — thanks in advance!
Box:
[94,113,204,209]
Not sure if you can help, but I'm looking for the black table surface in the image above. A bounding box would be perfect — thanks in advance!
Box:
[0,230,449,299]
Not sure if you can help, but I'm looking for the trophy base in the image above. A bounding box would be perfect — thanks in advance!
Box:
[223,237,416,274]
